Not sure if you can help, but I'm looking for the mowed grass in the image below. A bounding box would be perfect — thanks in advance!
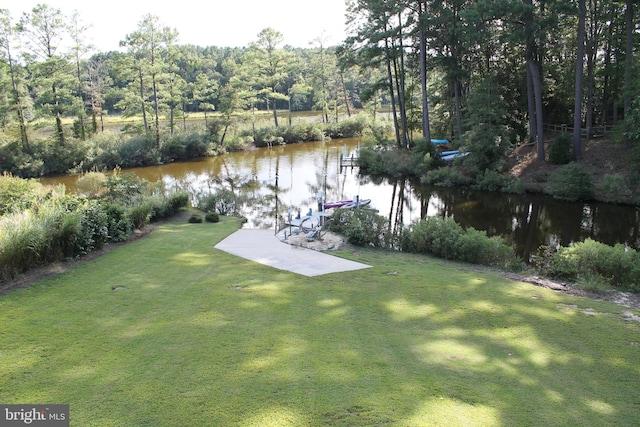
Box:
[1,216,639,426]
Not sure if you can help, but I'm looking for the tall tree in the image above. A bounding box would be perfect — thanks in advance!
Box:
[19,4,74,145]
[522,0,545,162]
[69,11,93,139]
[85,56,109,132]
[242,28,293,127]
[121,14,178,147]
[573,0,587,160]
[623,0,635,115]
[0,9,30,150]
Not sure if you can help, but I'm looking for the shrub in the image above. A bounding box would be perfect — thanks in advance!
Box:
[540,239,640,292]
[103,169,154,205]
[328,208,392,248]
[400,216,515,267]
[457,228,515,266]
[472,169,506,192]
[148,192,190,221]
[101,202,132,241]
[0,174,45,215]
[161,130,213,162]
[76,172,107,198]
[205,212,220,223]
[128,202,152,230]
[422,167,473,187]
[197,189,237,215]
[599,174,629,203]
[400,216,465,259]
[549,132,572,165]
[188,213,203,223]
[75,200,110,254]
[547,162,594,201]
[324,115,368,139]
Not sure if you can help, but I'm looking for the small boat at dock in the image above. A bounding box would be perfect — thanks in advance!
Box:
[323,198,371,209]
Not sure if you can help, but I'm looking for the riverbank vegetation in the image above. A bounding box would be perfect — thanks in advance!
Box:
[1,215,638,425]
[2,3,638,194]
[0,173,188,281]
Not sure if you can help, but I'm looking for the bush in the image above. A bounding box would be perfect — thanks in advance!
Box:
[76,172,107,198]
[75,200,110,254]
[400,216,465,259]
[101,202,132,241]
[205,212,220,223]
[422,167,473,187]
[128,202,152,230]
[547,162,594,201]
[599,174,630,203]
[161,130,213,162]
[400,216,515,267]
[328,208,392,248]
[197,189,237,215]
[324,115,369,139]
[188,213,203,223]
[549,132,572,165]
[0,174,45,215]
[148,192,190,221]
[540,239,640,292]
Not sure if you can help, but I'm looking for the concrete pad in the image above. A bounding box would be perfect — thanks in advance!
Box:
[214,229,371,277]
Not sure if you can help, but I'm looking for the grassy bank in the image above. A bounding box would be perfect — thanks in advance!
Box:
[1,216,639,426]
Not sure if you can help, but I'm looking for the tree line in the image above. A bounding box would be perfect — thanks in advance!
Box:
[343,0,638,168]
[0,1,638,177]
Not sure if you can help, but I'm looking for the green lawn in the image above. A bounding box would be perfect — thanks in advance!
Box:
[1,216,639,426]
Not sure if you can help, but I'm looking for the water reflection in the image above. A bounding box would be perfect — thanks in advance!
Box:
[41,138,640,258]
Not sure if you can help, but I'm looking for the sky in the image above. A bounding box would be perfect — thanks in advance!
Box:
[4,0,349,52]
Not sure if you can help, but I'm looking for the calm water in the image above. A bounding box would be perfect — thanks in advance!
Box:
[42,138,640,258]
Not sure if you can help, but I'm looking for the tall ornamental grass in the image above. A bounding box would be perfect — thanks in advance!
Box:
[0,204,80,280]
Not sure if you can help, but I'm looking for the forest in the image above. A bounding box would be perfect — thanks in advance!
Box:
[0,1,638,181]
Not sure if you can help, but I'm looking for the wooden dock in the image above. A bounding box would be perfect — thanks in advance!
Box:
[340,153,359,167]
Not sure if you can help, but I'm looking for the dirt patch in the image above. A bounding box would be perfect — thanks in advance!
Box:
[502,272,640,311]
[283,230,345,251]
[506,137,638,203]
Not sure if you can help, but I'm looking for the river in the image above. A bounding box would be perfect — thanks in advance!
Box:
[41,137,640,259]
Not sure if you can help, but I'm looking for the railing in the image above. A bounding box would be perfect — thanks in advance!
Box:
[542,123,614,138]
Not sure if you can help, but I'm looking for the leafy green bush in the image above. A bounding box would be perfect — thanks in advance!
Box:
[400,216,465,259]
[197,189,237,215]
[549,132,572,165]
[102,170,155,205]
[400,216,515,267]
[101,202,132,241]
[540,239,640,292]
[0,174,46,215]
[547,162,594,201]
[328,208,392,248]
[128,202,152,230]
[324,115,369,139]
[422,167,473,187]
[148,192,190,221]
[188,213,203,223]
[75,200,110,255]
[599,174,629,203]
[161,131,213,161]
[76,172,107,198]
[205,212,220,223]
